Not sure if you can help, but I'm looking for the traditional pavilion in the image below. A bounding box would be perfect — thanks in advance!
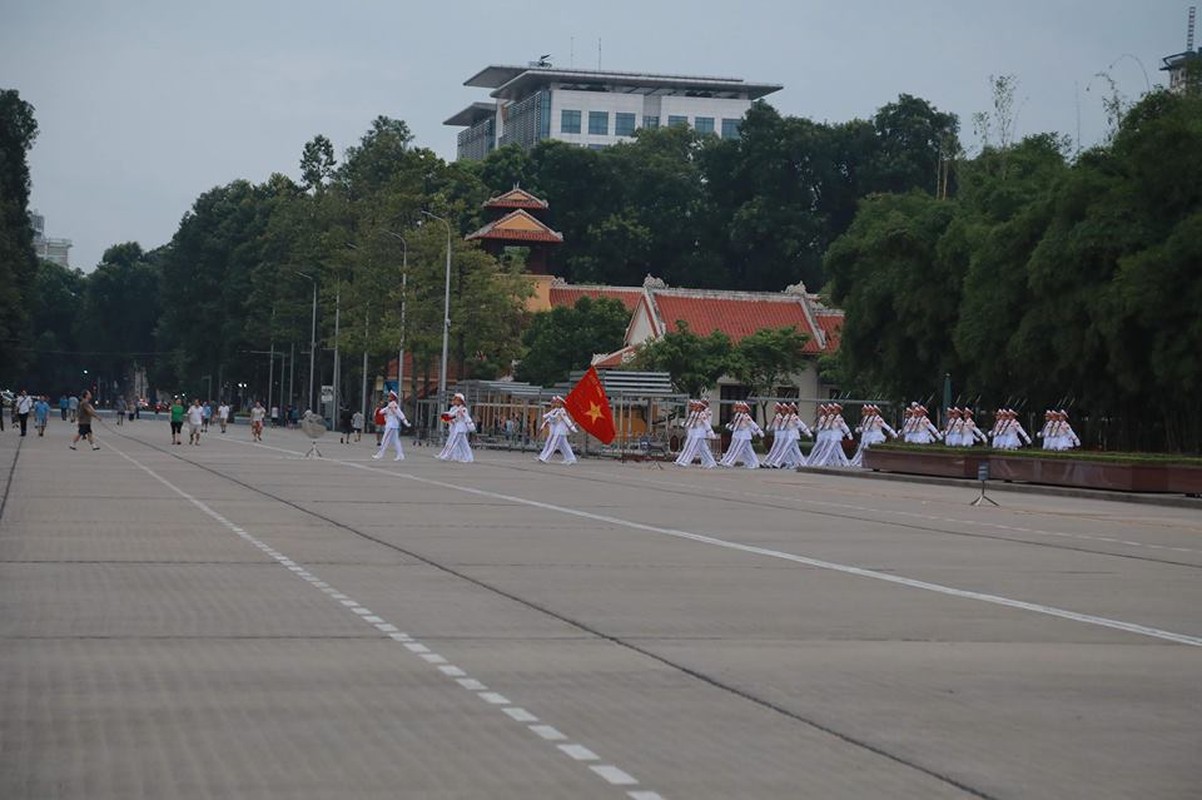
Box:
[465,186,563,275]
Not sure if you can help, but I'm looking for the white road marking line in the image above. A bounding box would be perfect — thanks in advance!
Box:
[530,724,567,741]
[629,792,666,800]
[503,707,539,722]
[592,765,638,785]
[479,692,510,705]
[362,615,385,623]
[107,439,662,799]
[560,744,600,761]
[439,666,466,677]
[327,462,1201,648]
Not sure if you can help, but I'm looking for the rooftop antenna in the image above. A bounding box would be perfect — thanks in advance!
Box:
[1188,6,1197,52]
[570,36,574,67]
[597,37,602,70]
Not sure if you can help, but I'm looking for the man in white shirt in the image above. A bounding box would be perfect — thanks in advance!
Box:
[217,401,230,433]
[250,401,266,441]
[186,398,205,445]
[15,389,33,436]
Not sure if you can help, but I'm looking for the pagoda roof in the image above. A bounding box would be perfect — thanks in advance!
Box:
[482,186,549,210]
[465,209,563,244]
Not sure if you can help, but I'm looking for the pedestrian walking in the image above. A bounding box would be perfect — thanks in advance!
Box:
[69,390,100,451]
[187,398,204,445]
[34,395,50,436]
[719,401,763,469]
[15,389,32,436]
[169,396,185,445]
[250,400,266,442]
[68,394,79,422]
[217,401,230,433]
[58,394,69,421]
[115,395,126,426]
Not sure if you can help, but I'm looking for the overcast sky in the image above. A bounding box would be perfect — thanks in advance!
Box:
[2,0,1190,273]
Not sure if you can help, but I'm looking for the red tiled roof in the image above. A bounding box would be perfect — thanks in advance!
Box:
[814,311,843,352]
[549,286,643,313]
[654,295,825,352]
[482,187,549,210]
[466,209,563,244]
[591,344,639,369]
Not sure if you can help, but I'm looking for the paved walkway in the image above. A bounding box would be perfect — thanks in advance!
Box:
[2,417,1200,798]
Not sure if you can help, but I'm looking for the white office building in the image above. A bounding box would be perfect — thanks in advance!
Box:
[445,63,783,161]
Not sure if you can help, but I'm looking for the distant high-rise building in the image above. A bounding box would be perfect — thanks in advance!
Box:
[29,210,72,267]
[445,62,782,161]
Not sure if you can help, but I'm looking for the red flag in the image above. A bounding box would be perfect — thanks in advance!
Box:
[564,366,616,444]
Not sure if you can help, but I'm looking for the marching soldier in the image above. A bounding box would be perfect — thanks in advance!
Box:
[537,395,579,464]
[719,401,763,469]
[436,393,476,463]
[851,404,897,466]
[676,399,718,468]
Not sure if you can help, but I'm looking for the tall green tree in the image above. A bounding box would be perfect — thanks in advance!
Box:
[514,297,628,386]
[0,89,39,381]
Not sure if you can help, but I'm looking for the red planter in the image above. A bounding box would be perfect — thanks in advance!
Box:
[862,448,987,478]
[863,448,1202,496]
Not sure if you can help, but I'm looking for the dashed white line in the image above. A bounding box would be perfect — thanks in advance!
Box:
[105,439,665,799]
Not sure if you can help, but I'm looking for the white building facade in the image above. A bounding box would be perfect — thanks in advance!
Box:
[446,64,782,161]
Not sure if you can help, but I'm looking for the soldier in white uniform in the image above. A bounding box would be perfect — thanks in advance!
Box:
[675,399,717,468]
[537,395,579,464]
[991,408,1031,450]
[761,403,788,468]
[437,393,476,462]
[904,404,943,444]
[372,390,408,461]
[808,403,853,467]
[719,401,763,469]
[851,404,897,466]
[776,402,812,469]
[1046,409,1081,450]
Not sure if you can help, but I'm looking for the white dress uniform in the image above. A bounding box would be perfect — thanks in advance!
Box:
[675,403,717,468]
[761,406,787,468]
[807,405,853,467]
[719,406,763,469]
[437,396,476,462]
[776,405,812,469]
[537,401,578,464]
[850,405,897,466]
[372,396,408,461]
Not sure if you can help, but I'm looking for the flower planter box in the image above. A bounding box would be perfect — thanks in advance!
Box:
[864,448,1202,495]
[862,448,988,478]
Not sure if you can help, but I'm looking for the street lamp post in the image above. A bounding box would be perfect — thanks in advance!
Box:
[294,271,317,411]
[382,231,408,415]
[419,210,453,410]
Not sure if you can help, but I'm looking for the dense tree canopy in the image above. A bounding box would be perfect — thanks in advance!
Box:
[0,89,39,382]
[826,89,1202,451]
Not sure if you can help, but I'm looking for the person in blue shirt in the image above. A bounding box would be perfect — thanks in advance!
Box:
[34,395,51,436]
[59,394,69,421]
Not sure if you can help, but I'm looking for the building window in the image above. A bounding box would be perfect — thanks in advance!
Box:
[615,112,636,137]
[667,115,688,128]
[721,118,740,139]
[643,115,660,129]
[694,117,715,135]
[561,109,581,134]
[588,111,609,135]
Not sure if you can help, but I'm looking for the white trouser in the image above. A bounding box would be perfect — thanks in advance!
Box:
[720,437,759,469]
[761,431,786,467]
[538,433,577,464]
[675,433,716,468]
[438,430,474,462]
[374,427,404,460]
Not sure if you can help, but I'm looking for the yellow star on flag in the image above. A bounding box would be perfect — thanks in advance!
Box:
[585,401,605,423]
